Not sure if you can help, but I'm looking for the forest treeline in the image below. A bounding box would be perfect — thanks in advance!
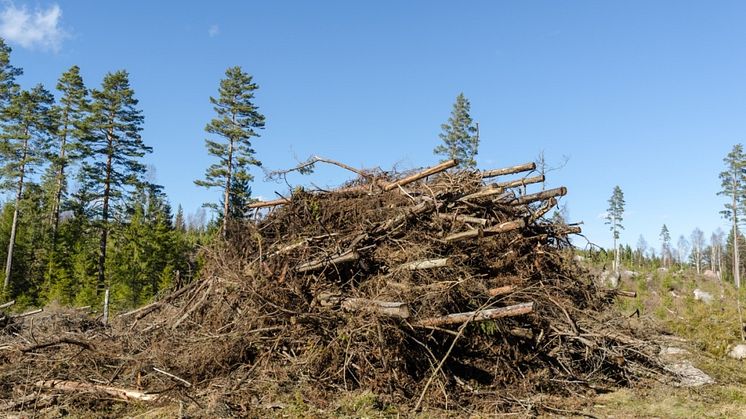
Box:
[0,40,222,310]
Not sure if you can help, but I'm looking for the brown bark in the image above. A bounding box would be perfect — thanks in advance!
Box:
[487,285,515,297]
[495,174,545,189]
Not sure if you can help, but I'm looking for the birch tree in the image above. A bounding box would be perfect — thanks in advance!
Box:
[690,228,705,274]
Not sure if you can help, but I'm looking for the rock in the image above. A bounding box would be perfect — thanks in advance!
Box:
[659,346,689,358]
[621,270,637,279]
[693,288,713,304]
[600,270,620,288]
[728,344,746,360]
[665,360,714,387]
[703,270,719,280]
[573,255,585,262]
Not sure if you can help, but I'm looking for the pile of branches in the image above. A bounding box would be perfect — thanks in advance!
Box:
[0,158,665,416]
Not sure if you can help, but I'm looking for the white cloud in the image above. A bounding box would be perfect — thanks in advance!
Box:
[0,2,67,51]
[208,24,219,37]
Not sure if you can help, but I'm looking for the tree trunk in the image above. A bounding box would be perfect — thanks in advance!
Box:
[96,129,113,294]
[3,136,28,291]
[734,171,741,289]
[51,116,69,237]
[223,138,233,238]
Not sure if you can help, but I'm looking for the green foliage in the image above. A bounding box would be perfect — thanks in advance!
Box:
[433,92,479,169]
[195,66,265,224]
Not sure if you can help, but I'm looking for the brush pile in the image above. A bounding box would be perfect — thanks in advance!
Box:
[0,158,665,416]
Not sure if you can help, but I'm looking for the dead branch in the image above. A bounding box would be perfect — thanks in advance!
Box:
[21,337,94,353]
[383,159,458,191]
[35,380,159,402]
[414,302,534,327]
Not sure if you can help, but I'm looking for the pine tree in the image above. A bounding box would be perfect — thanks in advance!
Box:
[0,85,55,292]
[49,66,90,236]
[0,39,21,108]
[195,67,264,236]
[433,93,479,169]
[604,185,625,272]
[660,224,672,267]
[718,144,746,288]
[82,70,150,294]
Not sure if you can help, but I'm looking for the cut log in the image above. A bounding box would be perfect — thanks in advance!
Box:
[495,174,545,189]
[508,187,567,206]
[0,300,15,309]
[247,197,291,209]
[296,251,360,273]
[414,302,534,327]
[483,219,525,235]
[481,162,536,179]
[341,298,410,319]
[35,380,159,402]
[437,213,488,226]
[487,285,515,297]
[383,159,458,191]
[528,197,557,223]
[400,258,451,270]
[371,200,435,235]
[12,308,42,318]
[458,186,507,202]
[444,228,483,242]
[611,290,637,298]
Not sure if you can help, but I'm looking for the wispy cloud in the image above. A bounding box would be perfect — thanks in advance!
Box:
[0,2,67,51]
[208,24,219,37]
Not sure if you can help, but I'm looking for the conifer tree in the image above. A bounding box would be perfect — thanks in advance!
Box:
[49,66,90,235]
[0,39,21,108]
[604,185,625,272]
[660,224,672,267]
[82,70,150,294]
[195,66,265,235]
[0,85,55,291]
[433,93,479,169]
[718,144,746,288]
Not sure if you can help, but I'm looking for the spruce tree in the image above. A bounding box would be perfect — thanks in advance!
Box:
[195,66,265,235]
[719,144,746,288]
[433,93,479,169]
[0,85,55,291]
[82,70,150,294]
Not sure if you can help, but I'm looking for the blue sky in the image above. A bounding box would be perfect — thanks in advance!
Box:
[5,1,746,252]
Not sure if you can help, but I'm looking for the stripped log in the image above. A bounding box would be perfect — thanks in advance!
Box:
[384,159,458,191]
[437,212,488,226]
[296,251,360,273]
[481,162,536,179]
[35,380,159,402]
[0,300,15,309]
[341,298,410,319]
[247,197,291,209]
[487,285,515,297]
[611,290,637,298]
[495,174,545,189]
[400,258,451,270]
[414,302,534,327]
[507,187,567,206]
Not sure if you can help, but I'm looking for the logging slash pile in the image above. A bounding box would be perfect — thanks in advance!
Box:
[0,158,666,416]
